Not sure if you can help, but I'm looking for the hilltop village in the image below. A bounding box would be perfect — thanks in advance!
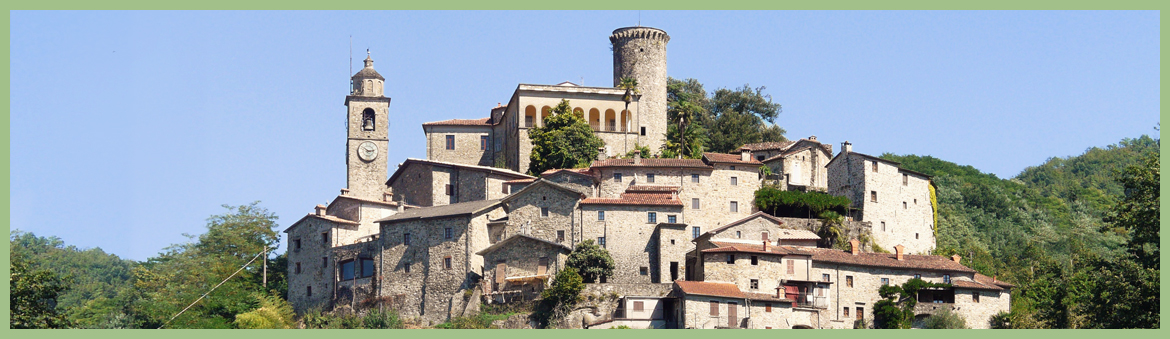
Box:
[283,26,1012,329]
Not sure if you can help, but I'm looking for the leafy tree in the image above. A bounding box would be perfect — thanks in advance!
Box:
[666,78,787,153]
[565,240,614,283]
[527,99,605,175]
[754,186,851,218]
[872,278,950,329]
[534,267,585,328]
[10,251,70,328]
[10,230,137,327]
[662,82,707,159]
[1107,151,1159,269]
[816,211,846,249]
[622,143,653,159]
[923,307,968,329]
[233,293,295,329]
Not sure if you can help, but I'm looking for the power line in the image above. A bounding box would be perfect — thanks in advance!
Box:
[159,249,266,329]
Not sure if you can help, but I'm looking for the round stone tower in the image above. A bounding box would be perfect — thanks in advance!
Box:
[610,26,669,153]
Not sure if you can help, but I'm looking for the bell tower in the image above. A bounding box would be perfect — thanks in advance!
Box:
[344,51,392,200]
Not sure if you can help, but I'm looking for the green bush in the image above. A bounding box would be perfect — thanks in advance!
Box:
[754,187,851,218]
[533,267,585,328]
[566,240,614,283]
[233,293,295,329]
[924,307,968,329]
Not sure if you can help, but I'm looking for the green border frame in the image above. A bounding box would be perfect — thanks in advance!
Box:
[2,3,1166,339]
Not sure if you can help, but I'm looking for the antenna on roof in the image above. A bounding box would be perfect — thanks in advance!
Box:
[638,11,641,26]
[349,35,353,91]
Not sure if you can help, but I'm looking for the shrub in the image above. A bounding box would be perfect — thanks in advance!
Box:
[924,307,968,329]
[566,240,614,283]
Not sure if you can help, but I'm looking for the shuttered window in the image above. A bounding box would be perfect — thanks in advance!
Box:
[710,301,719,316]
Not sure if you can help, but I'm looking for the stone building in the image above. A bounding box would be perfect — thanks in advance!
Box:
[386,158,532,207]
[739,137,833,192]
[477,234,572,302]
[420,26,671,174]
[826,141,936,254]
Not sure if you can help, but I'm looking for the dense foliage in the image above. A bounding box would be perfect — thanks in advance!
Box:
[10,251,70,328]
[666,78,786,154]
[300,308,404,329]
[872,278,951,329]
[884,135,1159,328]
[566,239,615,283]
[534,267,585,328]
[10,230,137,328]
[753,186,851,218]
[527,99,605,175]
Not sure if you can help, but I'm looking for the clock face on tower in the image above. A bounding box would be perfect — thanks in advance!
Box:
[358,141,378,162]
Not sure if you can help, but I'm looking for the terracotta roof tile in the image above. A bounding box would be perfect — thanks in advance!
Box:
[800,247,976,273]
[975,273,1015,288]
[504,178,537,184]
[421,117,492,126]
[702,152,764,165]
[705,241,814,256]
[590,158,711,169]
[674,281,745,299]
[744,291,795,303]
[580,192,682,207]
[708,212,786,234]
[625,185,680,193]
[951,278,1002,291]
[738,141,795,152]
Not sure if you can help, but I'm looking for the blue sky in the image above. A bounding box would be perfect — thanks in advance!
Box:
[9,11,1159,261]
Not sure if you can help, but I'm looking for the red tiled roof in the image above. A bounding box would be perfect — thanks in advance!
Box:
[422,117,492,126]
[580,192,682,206]
[625,185,680,193]
[590,158,711,169]
[951,278,1002,291]
[738,141,795,152]
[800,247,976,273]
[708,212,786,234]
[674,281,745,299]
[704,241,814,256]
[702,152,763,165]
[504,178,536,185]
[975,273,1015,289]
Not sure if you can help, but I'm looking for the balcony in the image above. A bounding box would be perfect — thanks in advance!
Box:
[794,294,828,309]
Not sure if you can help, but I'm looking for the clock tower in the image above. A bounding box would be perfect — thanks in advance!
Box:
[344,51,391,200]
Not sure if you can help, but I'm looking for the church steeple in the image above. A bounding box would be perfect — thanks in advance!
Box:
[344,50,392,200]
[351,50,385,97]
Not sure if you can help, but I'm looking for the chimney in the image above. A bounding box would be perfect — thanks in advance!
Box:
[808,135,817,141]
[315,204,327,216]
[397,201,405,213]
[951,254,961,263]
[741,149,751,162]
[762,239,770,252]
[598,147,606,161]
[633,149,642,165]
[382,192,392,202]
[841,141,852,154]
[340,188,350,196]
[895,245,905,261]
[849,239,860,255]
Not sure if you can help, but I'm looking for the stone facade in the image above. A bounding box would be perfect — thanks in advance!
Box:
[499,181,584,246]
[578,204,683,283]
[827,144,935,254]
[478,234,571,302]
[345,55,392,201]
[610,27,669,154]
[423,124,494,167]
[741,137,832,192]
[387,158,532,207]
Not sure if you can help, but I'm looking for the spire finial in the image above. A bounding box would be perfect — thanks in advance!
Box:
[363,49,374,68]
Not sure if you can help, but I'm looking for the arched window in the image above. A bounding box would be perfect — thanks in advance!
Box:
[620,110,630,132]
[361,108,376,131]
[525,105,537,127]
[573,107,584,118]
[540,106,551,126]
[605,109,616,131]
[589,108,601,131]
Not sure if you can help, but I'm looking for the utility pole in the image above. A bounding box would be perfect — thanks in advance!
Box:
[262,245,268,289]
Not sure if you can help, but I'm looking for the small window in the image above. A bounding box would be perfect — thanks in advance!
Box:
[598,237,606,247]
[598,210,606,221]
[730,201,738,213]
[322,257,328,268]
[691,174,699,183]
[307,285,312,297]
[668,215,677,223]
[403,233,411,245]
[293,238,301,250]
[916,233,920,239]
[295,262,302,274]
[445,135,455,150]
[856,307,864,320]
[692,198,700,210]
[843,307,850,317]
[750,255,758,265]
[943,274,951,284]
[647,212,657,223]
[914,274,921,280]
[710,301,719,316]
[445,227,453,239]
[823,273,831,282]
[634,301,644,311]
[730,176,738,185]
[903,173,909,185]
[787,259,794,274]
[671,239,675,245]
[692,227,700,239]
[765,303,772,312]
[726,254,735,264]
[446,184,453,196]
[750,279,759,289]
[647,173,655,183]
[872,161,878,172]
[973,292,980,303]
[502,184,509,194]
[881,278,890,286]
[541,207,549,217]
[881,221,886,231]
[736,231,742,238]
[557,230,565,242]
[321,232,329,245]
[847,275,854,287]
[362,108,376,131]
[640,126,646,136]
[444,256,453,270]
[757,155,765,161]
[480,135,489,151]
[730,166,736,170]
[341,260,355,280]
[360,258,375,278]
[904,201,907,209]
[404,262,412,273]
[870,191,877,202]
[639,267,648,275]
[614,173,623,182]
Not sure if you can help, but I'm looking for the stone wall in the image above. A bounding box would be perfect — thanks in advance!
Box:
[287,217,337,313]
[828,154,935,253]
[503,183,580,246]
[579,204,683,283]
[345,95,391,201]
[655,225,688,283]
[592,164,759,230]
[680,295,745,329]
[610,26,668,154]
[391,163,435,207]
[424,125,493,167]
[481,238,568,293]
